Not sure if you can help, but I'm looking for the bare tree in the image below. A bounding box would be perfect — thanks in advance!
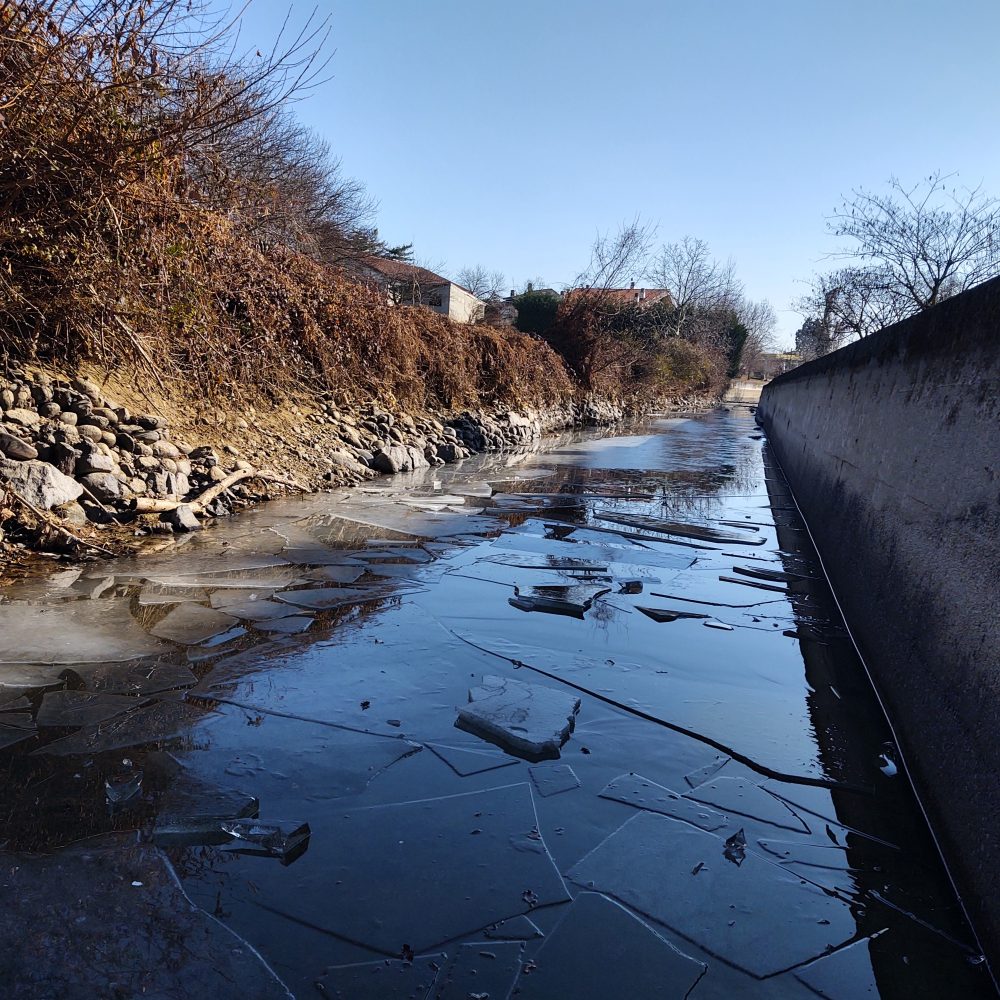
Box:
[829,172,1000,311]
[797,267,909,340]
[646,236,740,337]
[456,265,506,300]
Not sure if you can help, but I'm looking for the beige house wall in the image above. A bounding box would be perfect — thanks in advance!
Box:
[442,283,486,324]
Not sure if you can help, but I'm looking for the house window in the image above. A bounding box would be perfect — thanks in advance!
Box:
[428,291,443,307]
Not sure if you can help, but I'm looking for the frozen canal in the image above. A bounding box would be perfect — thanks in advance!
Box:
[0,409,994,998]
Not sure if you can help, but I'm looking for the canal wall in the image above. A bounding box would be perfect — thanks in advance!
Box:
[756,275,1000,962]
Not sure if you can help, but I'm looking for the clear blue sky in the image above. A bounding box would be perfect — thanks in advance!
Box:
[235,0,1000,347]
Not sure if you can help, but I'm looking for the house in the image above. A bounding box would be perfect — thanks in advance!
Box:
[359,258,485,324]
[565,280,673,309]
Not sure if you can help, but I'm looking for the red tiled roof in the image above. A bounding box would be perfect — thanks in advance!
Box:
[361,257,451,288]
[568,287,674,308]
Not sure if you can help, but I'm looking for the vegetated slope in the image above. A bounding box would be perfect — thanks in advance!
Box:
[0,2,576,412]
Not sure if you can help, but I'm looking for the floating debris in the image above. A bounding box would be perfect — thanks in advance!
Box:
[637,606,710,623]
[220,819,311,859]
[104,764,143,805]
[723,827,747,866]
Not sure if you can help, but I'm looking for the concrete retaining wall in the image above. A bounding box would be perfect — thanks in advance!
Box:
[757,276,1000,961]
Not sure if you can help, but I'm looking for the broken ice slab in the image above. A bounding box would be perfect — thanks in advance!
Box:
[566,812,856,979]
[529,763,580,798]
[425,741,520,777]
[136,584,210,606]
[733,564,808,584]
[456,674,581,761]
[793,934,880,998]
[256,615,314,635]
[599,773,728,832]
[757,838,850,870]
[304,564,365,584]
[37,690,143,727]
[37,700,210,755]
[105,768,143,804]
[719,574,788,593]
[153,778,260,847]
[311,783,570,954]
[514,892,705,1000]
[703,619,735,631]
[316,953,445,1000]
[84,662,198,696]
[0,696,32,712]
[148,604,238,645]
[0,712,34,729]
[273,586,373,610]
[684,756,731,788]
[434,941,523,1000]
[594,510,766,545]
[685,776,809,833]
[637,606,709,623]
[508,594,588,618]
[219,819,310,858]
[0,600,168,666]
[483,914,544,941]
[204,596,299,622]
[0,724,36,750]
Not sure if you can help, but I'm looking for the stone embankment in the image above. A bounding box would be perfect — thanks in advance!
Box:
[0,367,695,562]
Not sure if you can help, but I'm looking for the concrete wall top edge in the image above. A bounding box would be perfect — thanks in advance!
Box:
[767,275,1000,391]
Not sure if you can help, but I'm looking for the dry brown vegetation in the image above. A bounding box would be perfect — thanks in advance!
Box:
[0,1,574,411]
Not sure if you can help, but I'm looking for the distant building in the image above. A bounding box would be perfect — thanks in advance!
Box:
[751,352,803,380]
[359,258,485,324]
[565,280,673,309]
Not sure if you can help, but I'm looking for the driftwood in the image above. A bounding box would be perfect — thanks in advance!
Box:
[3,487,116,556]
[130,468,307,517]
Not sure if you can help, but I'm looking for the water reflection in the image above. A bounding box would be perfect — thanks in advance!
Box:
[0,409,993,998]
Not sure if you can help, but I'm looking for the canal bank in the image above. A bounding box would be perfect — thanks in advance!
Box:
[756,275,1000,969]
[0,410,993,997]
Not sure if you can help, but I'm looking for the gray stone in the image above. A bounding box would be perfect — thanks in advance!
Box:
[0,459,83,509]
[76,451,115,476]
[54,501,88,526]
[153,440,180,460]
[3,408,41,429]
[77,424,103,443]
[163,504,202,533]
[48,442,79,475]
[0,431,37,461]
[81,472,121,502]
[58,411,78,426]
[71,376,103,401]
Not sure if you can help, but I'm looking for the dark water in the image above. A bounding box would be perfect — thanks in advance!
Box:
[0,409,994,998]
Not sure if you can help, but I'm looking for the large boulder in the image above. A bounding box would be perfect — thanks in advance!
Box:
[80,472,121,503]
[0,459,83,510]
[0,431,38,461]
